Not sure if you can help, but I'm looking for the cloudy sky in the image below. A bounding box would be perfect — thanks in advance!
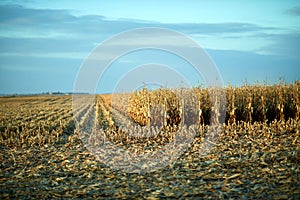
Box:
[0,0,299,94]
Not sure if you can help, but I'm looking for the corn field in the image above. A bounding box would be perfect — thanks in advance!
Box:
[127,81,299,127]
[0,82,299,198]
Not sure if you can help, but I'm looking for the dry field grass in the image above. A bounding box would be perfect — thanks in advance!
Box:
[0,83,299,199]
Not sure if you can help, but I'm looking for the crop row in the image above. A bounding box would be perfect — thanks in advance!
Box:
[0,96,74,147]
[127,82,300,127]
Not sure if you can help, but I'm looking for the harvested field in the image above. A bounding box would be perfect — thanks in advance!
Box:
[0,83,300,199]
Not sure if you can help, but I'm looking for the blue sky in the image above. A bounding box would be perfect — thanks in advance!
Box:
[0,0,299,94]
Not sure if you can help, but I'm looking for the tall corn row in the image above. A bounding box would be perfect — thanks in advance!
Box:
[294,81,300,120]
[128,88,151,126]
[226,85,236,125]
[128,88,180,128]
[127,82,299,128]
[277,84,285,121]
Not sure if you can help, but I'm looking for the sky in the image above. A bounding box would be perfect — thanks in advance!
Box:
[0,0,299,94]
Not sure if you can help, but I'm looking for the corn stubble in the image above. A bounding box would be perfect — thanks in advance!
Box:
[0,82,299,199]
